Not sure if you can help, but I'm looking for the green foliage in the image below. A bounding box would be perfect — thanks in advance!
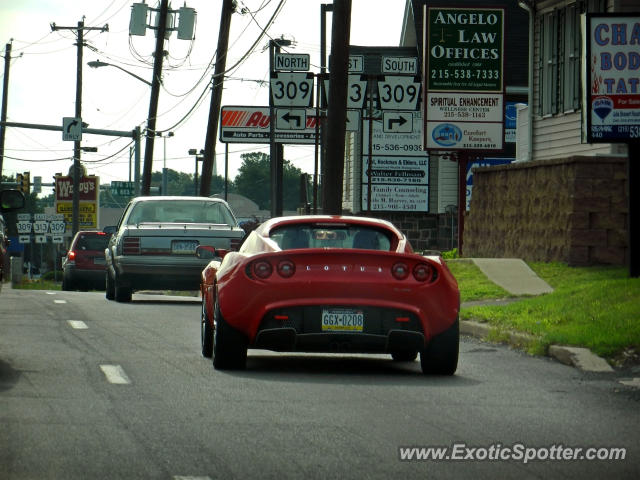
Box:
[234,152,308,211]
[441,248,458,259]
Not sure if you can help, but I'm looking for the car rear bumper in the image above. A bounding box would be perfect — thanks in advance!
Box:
[249,305,428,353]
[64,266,105,284]
[253,328,425,354]
[112,255,211,290]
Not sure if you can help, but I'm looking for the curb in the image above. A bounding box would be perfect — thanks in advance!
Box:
[460,319,614,373]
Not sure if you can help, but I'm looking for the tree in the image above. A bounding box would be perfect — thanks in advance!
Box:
[234,152,308,211]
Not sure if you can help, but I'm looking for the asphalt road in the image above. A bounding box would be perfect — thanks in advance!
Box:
[1,287,638,479]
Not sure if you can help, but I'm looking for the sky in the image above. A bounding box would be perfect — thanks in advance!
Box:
[0,0,406,195]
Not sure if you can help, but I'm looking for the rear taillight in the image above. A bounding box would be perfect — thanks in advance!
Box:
[252,260,273,279]
[391,262,410,280]
[230,237,243,251]
[277,260,295,278]
[413,263,434,282]
[68,251,76,261]
[123,237,140,255]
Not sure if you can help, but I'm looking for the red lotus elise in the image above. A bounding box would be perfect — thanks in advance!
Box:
[198,215,460,375]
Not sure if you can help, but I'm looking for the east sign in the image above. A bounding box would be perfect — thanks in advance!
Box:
[423,6,505,151]
[583,13,640,142]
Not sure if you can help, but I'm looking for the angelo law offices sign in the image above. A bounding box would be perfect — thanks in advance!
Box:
[423,6,505,151]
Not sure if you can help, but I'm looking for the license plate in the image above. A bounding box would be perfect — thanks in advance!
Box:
[93,257,105,265]
[171,240,198,254]
[321,309,364,332]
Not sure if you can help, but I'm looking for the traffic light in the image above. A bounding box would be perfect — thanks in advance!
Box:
[16,173,23,191]
[20,172,30,193]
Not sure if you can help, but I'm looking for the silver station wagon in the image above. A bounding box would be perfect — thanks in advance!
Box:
[105,196,246,302]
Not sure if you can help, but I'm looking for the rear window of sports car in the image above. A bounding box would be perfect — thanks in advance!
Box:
[271,224,392,250]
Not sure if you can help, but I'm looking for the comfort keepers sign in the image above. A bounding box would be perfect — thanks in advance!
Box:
[584,14,640,142]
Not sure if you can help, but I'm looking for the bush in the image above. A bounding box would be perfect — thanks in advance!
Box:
[42,270,63,281]
[441,248,458,259]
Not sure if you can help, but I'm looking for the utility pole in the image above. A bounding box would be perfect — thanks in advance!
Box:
[0,41,19,180]
[51,20,108,235]
[200,0,234,197]
[141,0,170,195]
[322,0,352,215]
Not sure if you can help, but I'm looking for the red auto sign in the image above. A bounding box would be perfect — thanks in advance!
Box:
[220,106,319,144]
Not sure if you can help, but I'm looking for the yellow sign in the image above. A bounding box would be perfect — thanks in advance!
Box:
[56,202,98,228]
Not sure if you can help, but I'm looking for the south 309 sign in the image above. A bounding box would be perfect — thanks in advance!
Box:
[584,13,640,143]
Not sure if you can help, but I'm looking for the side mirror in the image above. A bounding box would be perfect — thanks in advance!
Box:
[196,245,228,260]
[0,189,25,212]
[103,225,117,235]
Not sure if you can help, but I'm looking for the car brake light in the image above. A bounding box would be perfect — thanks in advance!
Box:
[230,238,242,251]
[123,237,140,255]
[274,314,289,320]
[391,262,410,280]
[252,260,272,279]
[277,260,295,278]
[395,316,410,322]
[68,250,76,261]
[413,263,434,282]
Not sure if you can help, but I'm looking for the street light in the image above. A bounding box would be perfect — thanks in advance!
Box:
[189,148,204,196]
[88,59,149,196]
[87,60,152,86]
[157,131,174,194]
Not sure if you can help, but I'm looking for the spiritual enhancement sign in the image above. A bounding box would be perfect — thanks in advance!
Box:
[583,13,640,142]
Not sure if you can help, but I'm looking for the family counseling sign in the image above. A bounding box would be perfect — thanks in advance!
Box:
[584,13,640,143]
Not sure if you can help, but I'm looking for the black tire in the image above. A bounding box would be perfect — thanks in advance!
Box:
[105,272,115,300]
[391,351,418,362]
[201,296,214,358]
[213,300,247,370]
[114,276,132,303]
[420,318,459,375]
[62,276,72,291]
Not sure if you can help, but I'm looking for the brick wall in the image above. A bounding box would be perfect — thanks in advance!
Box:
[463,156,628,265]
[364,212,457,253]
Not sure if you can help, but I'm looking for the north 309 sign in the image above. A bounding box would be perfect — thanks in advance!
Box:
[270,72,314,107]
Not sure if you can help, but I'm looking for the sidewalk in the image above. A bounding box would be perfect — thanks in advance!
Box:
[469,258,553,296]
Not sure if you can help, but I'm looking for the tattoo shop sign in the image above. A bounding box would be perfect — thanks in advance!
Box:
[584,14,640,142]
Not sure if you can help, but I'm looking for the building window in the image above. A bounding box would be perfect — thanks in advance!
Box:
[539,11,558,116]
[538,1,606,117]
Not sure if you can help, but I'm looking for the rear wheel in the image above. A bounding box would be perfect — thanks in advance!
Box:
[114,275,132,303]
[212,300,247,370]
[105,272,115,300]
[201,295,213,358]
[62,276,73,291]
[420,318,459,375]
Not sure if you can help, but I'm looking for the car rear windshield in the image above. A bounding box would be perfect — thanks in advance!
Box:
[270,224,392,251]
[126,200,237,226]
[76,234,110,251]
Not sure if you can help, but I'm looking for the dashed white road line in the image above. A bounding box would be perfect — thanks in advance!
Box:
[68,320,88,329]
[174,477,212,480]
[54,299,67,304]
[100,365,131,385]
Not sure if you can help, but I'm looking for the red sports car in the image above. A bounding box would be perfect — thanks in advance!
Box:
[198,215,460,375]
